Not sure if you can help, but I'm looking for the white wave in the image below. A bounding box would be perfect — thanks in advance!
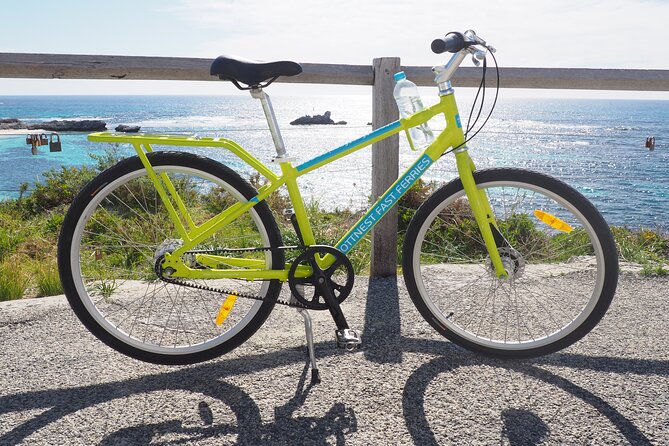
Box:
[23,116,109,122]
[492,119,600,133]
[136,115,263,129]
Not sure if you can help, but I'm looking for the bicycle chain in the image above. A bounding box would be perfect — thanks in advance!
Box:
[155,245,313,309]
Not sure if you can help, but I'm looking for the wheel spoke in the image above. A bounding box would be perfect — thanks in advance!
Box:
[408,170,614,356]
[62,157,280,362]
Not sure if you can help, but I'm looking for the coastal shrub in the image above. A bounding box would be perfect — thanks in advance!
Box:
[18,238,48,260]
[44,213,65,234]
[202,185,237,215]
[0,228,22,261]
[609,227,669,276]
[398,178,434,232]
[89,145,124,172]
[23,165,97,215]
[249,173,291,216]
[498,213,553,260]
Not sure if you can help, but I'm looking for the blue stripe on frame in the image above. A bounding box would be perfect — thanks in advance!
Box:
[296,120,401,172]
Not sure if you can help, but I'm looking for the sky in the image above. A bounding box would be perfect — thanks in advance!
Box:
[0,0,668,98]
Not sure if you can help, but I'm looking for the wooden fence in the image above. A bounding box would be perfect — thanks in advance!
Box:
[2,53,668,276]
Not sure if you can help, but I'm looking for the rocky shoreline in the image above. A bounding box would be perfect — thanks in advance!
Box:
[0,118,107,132]
[0,119,142,133]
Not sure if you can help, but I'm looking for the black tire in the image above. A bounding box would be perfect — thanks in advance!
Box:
[402,168,618,358]
[58,152,284,365]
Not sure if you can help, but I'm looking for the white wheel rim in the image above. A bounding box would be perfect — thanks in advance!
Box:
[70,165,272,356]
[412,180,606,351]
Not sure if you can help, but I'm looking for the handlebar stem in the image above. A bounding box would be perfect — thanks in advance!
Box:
[432,49,469,89]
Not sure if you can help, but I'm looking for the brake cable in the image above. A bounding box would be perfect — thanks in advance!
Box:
[443,44,500,156]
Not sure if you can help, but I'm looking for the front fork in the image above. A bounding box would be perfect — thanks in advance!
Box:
[454,148,508,278]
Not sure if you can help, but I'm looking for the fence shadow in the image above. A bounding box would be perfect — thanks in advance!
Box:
[363,277,402,363]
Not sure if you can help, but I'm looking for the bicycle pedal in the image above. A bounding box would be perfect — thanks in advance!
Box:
[335,329,362,351]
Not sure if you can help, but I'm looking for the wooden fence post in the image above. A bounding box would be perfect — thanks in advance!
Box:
[370,57,401,277]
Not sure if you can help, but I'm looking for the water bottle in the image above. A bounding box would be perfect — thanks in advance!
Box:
[393,71,435,150]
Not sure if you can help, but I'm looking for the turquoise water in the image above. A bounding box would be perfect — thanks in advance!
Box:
[1,95,667,230]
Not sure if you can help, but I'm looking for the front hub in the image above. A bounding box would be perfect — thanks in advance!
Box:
[489,247,525,280]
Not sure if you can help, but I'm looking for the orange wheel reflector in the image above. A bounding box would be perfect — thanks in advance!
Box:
[215,294,238,326]
[534,210,573,233]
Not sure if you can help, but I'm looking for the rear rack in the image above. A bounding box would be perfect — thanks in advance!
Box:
[89,131,237,148]
[88,132,279,180]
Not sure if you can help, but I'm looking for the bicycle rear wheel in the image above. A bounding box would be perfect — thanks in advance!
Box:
[58,152,283,365]
[403,168,618,358]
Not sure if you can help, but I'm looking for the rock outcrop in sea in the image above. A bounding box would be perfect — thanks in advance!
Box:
[115,124,141,133]
[290,111,346,126]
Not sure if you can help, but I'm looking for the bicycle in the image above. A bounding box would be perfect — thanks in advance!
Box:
[57,30,619,379]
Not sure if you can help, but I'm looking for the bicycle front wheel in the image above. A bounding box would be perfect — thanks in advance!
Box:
[58,152,283,365]
[403,168,618,358]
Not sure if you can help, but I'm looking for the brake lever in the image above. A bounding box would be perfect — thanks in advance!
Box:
[470,49,487,66]
[464,29,496,53]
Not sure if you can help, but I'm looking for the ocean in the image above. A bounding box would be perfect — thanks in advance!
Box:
[0,94,667,231]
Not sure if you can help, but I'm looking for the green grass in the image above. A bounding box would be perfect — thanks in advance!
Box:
[1,151,668,300]
[641,263,669,276]
[35,259,63,297]
[94,279,118,299]
[611,226,669,276]
[0,259,30,301]
[0,227,22,261]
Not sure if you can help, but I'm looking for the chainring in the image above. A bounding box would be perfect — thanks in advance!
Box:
[288,245,354,310]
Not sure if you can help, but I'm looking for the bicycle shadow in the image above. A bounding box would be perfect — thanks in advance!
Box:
[1,333,665,445]
[94,361,356,446]
[399,341,660,446]
[0,343,360,445]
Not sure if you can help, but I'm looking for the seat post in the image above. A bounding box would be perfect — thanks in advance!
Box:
[250,87,288,159]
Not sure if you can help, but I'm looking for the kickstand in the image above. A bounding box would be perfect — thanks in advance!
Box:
[297,307,321,384]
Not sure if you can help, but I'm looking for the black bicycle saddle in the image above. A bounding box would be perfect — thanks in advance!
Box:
[210,55,303,89]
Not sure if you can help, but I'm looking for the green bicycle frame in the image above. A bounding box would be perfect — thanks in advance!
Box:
[88,92,508,282]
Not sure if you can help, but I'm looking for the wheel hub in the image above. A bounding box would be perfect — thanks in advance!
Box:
[489,246,525,280]
[154,239,184,278]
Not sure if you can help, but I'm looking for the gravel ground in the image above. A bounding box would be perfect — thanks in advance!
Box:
[1,271,668,445]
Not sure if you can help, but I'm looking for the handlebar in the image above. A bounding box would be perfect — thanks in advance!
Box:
[431,32,469,54]
[430,30,495,89]
[431,30,493,54]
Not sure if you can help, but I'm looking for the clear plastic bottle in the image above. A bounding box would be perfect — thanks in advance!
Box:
[393,71,435,150]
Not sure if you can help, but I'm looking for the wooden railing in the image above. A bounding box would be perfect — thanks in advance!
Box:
[2,53,668,276]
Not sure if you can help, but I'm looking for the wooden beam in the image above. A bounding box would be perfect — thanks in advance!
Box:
[0,53,373,85]
[1,53,668,91]
[404,66,669,91]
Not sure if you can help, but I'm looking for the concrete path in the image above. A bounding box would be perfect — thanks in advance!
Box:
[1,273,668,445]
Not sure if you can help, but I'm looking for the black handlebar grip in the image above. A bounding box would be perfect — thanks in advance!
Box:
[431,32,467,54]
